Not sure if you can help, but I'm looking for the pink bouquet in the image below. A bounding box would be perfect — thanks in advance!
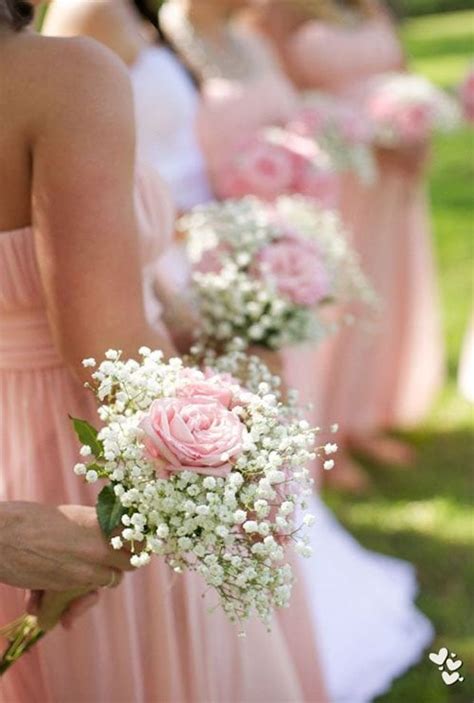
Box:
[365,72,460,147]
[214,127,339,209]
[182,196,374,351]
[0,349,320,669]
[288,94,377,184]
[460,67,474,123]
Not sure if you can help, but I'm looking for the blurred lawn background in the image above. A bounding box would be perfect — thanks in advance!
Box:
[323,10,473,702]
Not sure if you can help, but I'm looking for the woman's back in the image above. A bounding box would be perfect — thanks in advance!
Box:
[0,31,51,231]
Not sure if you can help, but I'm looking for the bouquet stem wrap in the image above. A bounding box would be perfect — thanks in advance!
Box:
[0,588,87,675]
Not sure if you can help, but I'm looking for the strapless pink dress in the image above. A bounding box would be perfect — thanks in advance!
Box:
[282,17,444,435]
[0,167,323,703]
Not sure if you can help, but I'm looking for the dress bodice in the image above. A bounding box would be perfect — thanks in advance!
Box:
[194,29,300,179]
[285,18,403,94]
[131,46,213,210]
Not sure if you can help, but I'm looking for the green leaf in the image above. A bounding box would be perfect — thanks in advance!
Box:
[70,416,103,457]
[96,485,125,537]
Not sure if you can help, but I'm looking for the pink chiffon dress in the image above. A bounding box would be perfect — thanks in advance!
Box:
[281,15,444,435]
[0,165,322,703]
[196,23,434,703]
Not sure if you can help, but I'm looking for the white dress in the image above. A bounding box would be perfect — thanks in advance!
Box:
[131,45,214,293]
[129,40,433,703]
[131,45,213,211]
[303,494,433,702]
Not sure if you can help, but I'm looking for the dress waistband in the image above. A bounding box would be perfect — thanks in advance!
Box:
[0,309,63,370]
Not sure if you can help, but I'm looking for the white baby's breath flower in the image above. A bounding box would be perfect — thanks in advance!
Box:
[80,445,92,457]
[73,463,87,476]
[82,358,96,368]
[111,536,123,550]
[157,524,169,539]
[85,469,98,483]
[323,459,335,471]
[280,501,294,516]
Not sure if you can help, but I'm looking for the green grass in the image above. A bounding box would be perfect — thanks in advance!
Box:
[323,11,474,703]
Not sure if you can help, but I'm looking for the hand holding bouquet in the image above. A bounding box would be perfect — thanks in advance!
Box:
[213,126,340,208]
[182,196,375,352]
[364,72,460,147]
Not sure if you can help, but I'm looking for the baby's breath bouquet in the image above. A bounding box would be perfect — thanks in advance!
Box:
[74,348,319,624]
[182,195,375,352]
[0,348,323,671]
[364,72,460,147]
[289,93,377,185]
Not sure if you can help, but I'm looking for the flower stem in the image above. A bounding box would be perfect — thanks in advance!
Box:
[0,615,44,676]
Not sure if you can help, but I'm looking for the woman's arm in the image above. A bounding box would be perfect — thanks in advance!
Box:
[30,37,175,380]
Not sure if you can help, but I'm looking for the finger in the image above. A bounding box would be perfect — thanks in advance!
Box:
[61,591,100,630]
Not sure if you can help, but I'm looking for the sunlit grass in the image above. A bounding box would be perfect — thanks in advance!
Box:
[346,498,473,544]
[324,10,474,703]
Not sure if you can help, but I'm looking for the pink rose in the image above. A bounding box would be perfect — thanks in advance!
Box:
[254,235,331,306]
[217,137,295,201]
[177,373,234,409]
[394,103,433,142]
[460,69,474,123]
[369,95,432,143]
[141,396,244,478]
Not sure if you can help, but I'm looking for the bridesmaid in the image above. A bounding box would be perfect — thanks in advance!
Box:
[160,0,300,183]
[154,3,435,701]
[0,4,328,703]
[42,2,331,702]
[251,0,444,489]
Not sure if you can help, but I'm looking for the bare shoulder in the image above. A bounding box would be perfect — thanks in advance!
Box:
[6,34,133,134]
[22,33,130,99]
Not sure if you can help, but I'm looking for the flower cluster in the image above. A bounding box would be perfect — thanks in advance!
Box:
[73,349,321,626]
[460,67,474,123]
[181,196,375,351]
[288,93,377,185]
[213,126,339,208]
[364,72,460,147]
